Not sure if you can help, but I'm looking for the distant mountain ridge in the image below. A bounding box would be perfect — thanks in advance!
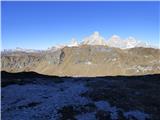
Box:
[1,45,160,76]
[66,31,155,49]
[2,31,157,53]
[82,32,106,46]
[1,32,160,76]
[106,35,150,49]
[2,47,43,54]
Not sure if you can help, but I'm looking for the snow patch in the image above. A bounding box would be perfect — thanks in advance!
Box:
[68,38,79,47]
[82,32,106,45]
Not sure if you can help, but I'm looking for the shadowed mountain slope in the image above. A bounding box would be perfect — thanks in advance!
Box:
[1,71,160,120]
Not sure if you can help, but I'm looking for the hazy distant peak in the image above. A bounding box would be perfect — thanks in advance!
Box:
[125,37,151,48]
[82,32,106,45]
[4,47,42,53]
[106,35,153,49]
[4,32,157,51]
[127,36,136,40]
[111,34,121,39]
[126,36,139,43]
[68,38,78,47]
[107,35,125,48]
[108,35,122,43]
[93,31,100,36]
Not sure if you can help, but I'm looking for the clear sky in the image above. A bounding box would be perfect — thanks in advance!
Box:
[2,1,159,50]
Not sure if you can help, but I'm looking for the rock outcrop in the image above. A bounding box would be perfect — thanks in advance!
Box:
[1,46,160,76]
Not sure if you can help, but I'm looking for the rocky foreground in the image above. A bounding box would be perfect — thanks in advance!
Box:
[1,71,160,120]
[1,45,160,76]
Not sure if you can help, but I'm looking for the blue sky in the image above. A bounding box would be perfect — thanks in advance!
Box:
[2,1,159,49]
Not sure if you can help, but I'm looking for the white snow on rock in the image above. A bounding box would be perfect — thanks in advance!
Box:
[106,35,126,48]
[80,32,152,49]
[82,31,106,46]
[106,35,151,49]
[2,31,158,53]
[124,36,150,48]
[68,38,79,47]
[125,36,140,48]
[3,32,157,52]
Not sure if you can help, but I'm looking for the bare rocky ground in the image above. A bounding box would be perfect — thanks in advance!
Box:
[1,71,160,120]
[2,46,160,76]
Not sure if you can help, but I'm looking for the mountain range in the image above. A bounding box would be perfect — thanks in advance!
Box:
[68,32,153,49]
[1,32,160,76]
[1,46,160,76]
[2,32,157,53]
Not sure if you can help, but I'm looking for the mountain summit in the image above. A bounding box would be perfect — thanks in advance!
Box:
[75,32,152,49]
[68,38,78,47]
[82,32,106,45]
[107,35,151,49]
[106,35,125,48]
[4,32,157,52]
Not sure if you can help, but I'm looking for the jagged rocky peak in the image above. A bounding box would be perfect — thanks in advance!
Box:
[68,38,78,47]
[124,36,152,48]
[28,31,156,50]
[92,31,100,37]
[82,31,106,45]
[124,36,139,48]
[110,34,121,39]
[125,36,151,48]
[106,35,151,49]
[107,35,125,48]
[107,35,122,43]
